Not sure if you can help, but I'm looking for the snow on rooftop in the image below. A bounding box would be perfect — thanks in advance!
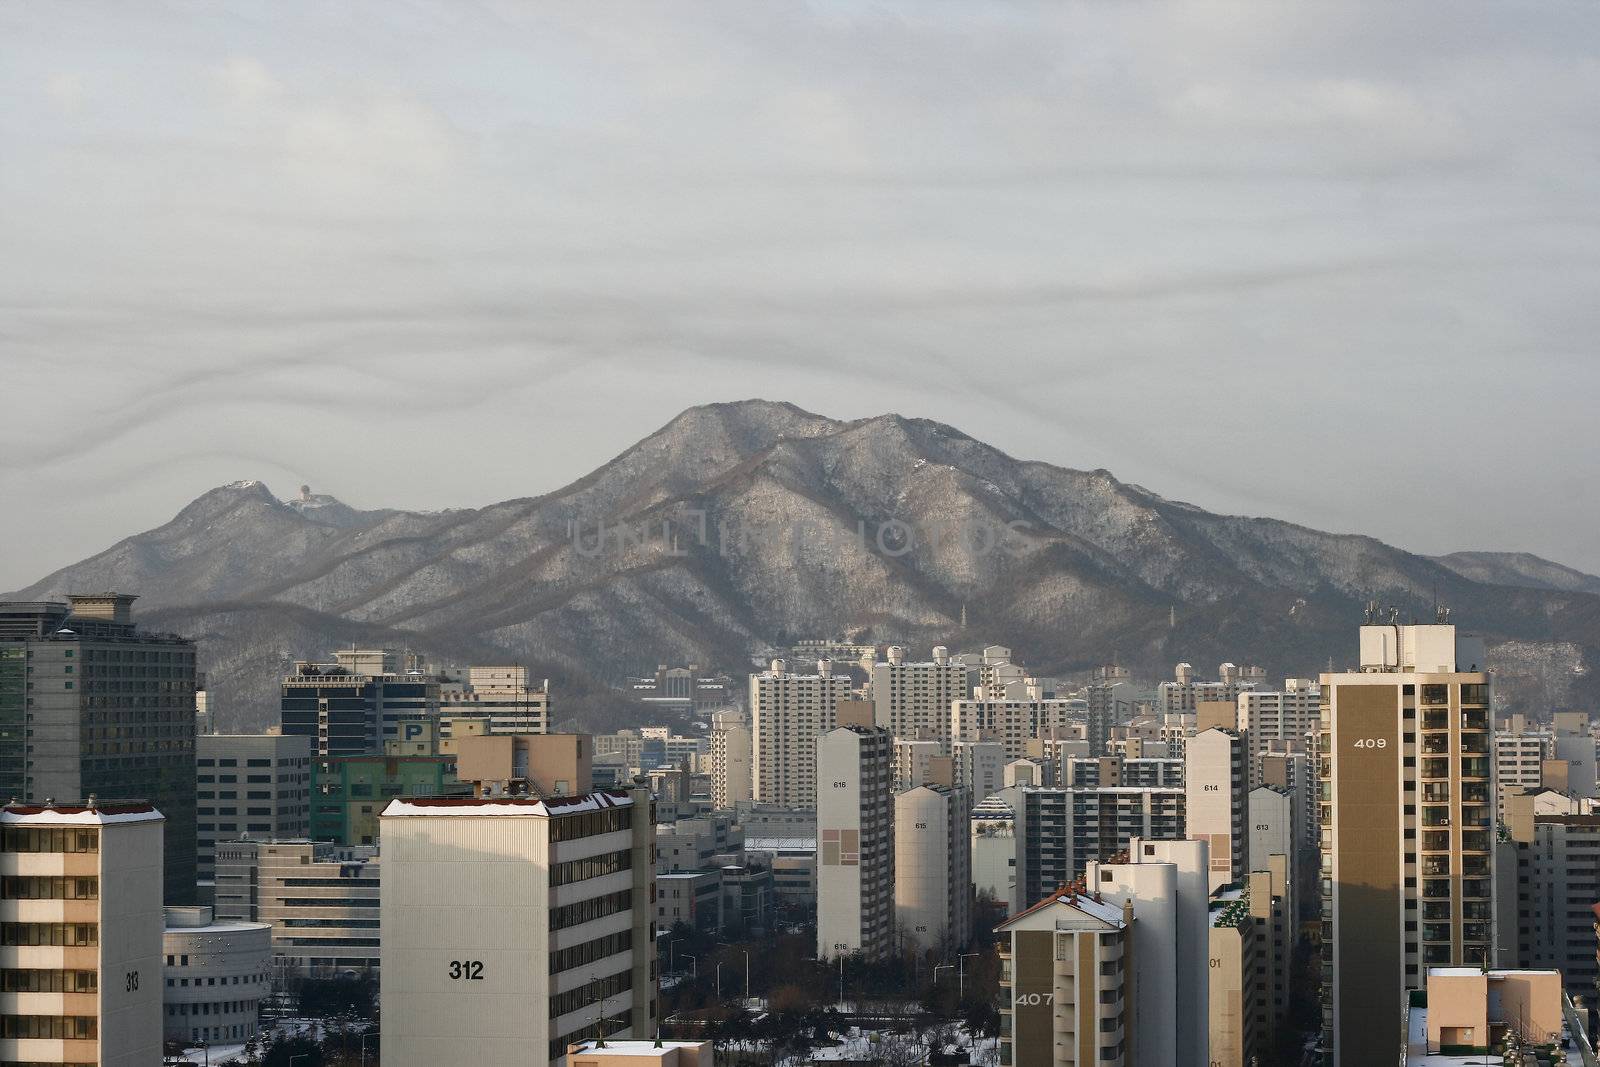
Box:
[0,803,163,826]
[382,791,634,818]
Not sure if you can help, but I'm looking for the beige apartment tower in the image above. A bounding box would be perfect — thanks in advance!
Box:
[750,660,853,807]
[709,709,752,810]
[894,784,971,957]
[1319,617,1493,1067]
[0,800,165,1067]
[380,786,656,1067]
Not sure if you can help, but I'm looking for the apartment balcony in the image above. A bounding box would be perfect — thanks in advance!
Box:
[1422,901,1452,920]
[1421,710,1450,731]
[1461,879,1491,900]
[1422,923,1452,943]
[1461,831,1491,853]
[1461,857,1490,878]
[1423,945,1453,965]
[1422,878,1452,899]
[1460,758,1491,779]
[1420,807,1451,828]
[1421,857,1451,877]
[1421,831,1451,852]
[1422,784,1451,803]
[1461,783,1490,804]
[1461,710,1489,731]
[1460,736,1490,756]
[1421,759,1450,780]
[1462,923,1491,943]
[1421,736,1451,755]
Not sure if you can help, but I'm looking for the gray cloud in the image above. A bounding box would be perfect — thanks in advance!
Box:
[3,0,1599,588]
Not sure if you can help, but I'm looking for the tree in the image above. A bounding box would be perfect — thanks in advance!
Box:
[259,1033,323,1067]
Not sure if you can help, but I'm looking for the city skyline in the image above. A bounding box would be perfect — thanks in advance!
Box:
[5,2,1600,587]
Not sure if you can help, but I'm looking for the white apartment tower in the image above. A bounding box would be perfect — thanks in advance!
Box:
[195,732,312,885]
[1319,616,1493,1067]
[871,646,971,747]
[894,784,971,957]
[750,660,853,808]
[379,786,656,1067]
[1085,838,1211,1067]
[709,709,752,810]
[816,722,894,961]
[0,800,165,1067]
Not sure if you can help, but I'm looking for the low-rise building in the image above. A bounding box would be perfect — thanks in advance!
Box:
[567,1038,712,1067]
[310,755,465,845]
[162,905,271,1046]
[213,839,380,978]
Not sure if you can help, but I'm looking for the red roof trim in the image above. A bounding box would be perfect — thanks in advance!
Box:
[3,803,157,816]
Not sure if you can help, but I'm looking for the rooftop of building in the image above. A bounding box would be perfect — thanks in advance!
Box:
[567,1039,709,1057]
[997,883,1126,930]
[381,789,635,818]
[0,799,163,825]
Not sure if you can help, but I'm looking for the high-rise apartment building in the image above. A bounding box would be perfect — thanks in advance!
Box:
[894,784,971,957]
[1185,727,1247,893]
[892,739,943,791]
[951,696,1081,759]
[995,887,1132,1066]
[0,595,198,903]
[195,733,311,885]
[1319,617,1493,1067]
[1012,786,1185,908]
[750,660,853,807]
[213,839,380,978]
[950,739,1006,802]
[1159,662,1263,714]
[1085,838,1211,1067]
[1207,884,1266,1067]
[709,709,752,810]
[871,646,971,747]
[379,786,656,1067]
[816,722,894,961]
[1237,679,1320,785]
[0,799,165,1066]
[1503,812,1600,998]
[1066,755,1184,788]
[1495,727,1554,813]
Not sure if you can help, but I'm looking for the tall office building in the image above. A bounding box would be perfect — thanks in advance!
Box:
[894,784,971,957]
[1185,727,1247,893]
[816,720,894,961]
[1085,838,1211,1067]
[1319,616,1493,1067]
[871,646,971,747]
[0,799,165,1066]
[709,709,752,810]
[0,595,198,903]
[995,888,1132,1066]
[749,660,853,808]
[379,786,656,1067]
[195,733,311,885]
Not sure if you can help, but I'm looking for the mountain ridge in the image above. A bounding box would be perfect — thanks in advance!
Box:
[11,400,1598,730]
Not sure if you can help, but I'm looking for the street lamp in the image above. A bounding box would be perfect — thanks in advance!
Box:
[358,1030,376,1067]
[716,961,722,999]
[684,954,697,980]
[958,952,981,1002]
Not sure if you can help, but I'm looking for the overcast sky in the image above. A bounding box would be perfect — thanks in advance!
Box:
[4,1,1599,590]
